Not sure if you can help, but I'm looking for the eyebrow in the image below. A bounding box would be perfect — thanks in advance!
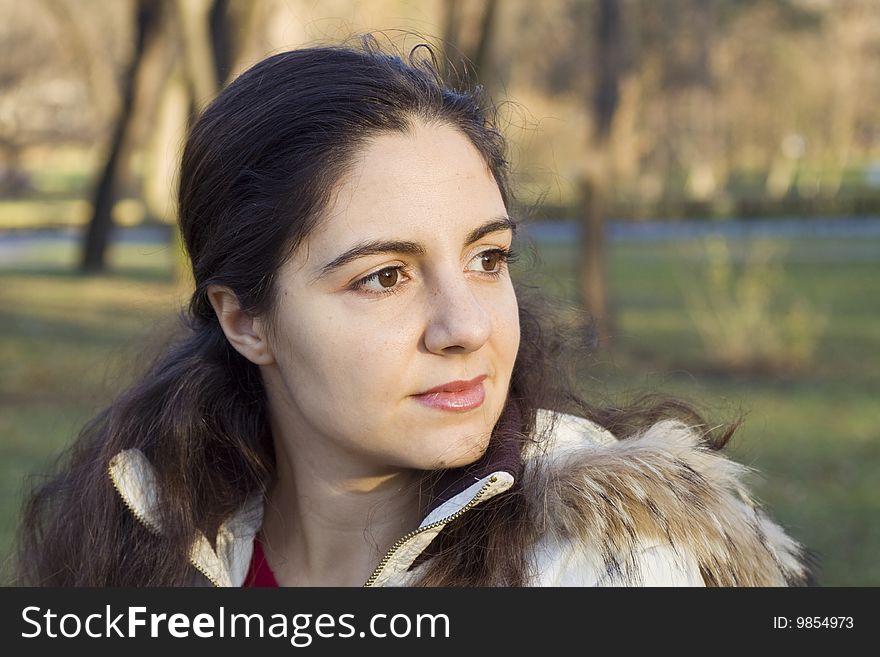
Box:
[314,215,517,281]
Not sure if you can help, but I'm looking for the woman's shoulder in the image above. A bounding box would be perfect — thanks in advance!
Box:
[524,409,812,586]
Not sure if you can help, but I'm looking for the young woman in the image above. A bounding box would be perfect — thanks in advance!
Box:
[17,40,811,587]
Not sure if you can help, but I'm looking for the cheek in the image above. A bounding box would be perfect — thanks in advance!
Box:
[494,286,521,367]
[276,301,416,398]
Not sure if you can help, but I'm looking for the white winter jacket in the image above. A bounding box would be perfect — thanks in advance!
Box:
[108,409,808,587]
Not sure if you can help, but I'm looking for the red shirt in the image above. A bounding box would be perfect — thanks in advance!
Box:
[243,538,279,587]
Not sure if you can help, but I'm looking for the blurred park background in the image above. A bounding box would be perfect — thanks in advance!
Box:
[1,0,878,585]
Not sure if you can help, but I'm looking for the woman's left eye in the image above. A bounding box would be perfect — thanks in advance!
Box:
[467,248,514,274]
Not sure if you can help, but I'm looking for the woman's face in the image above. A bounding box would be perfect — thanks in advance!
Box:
[263,121,520,474]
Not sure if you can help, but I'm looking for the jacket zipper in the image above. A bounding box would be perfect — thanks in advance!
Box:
[107,463,224,588]
[110,460,501,588]
[363,475,498,587]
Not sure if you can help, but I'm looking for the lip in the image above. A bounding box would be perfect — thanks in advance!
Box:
[413,375,487,412]
[416,375,488,395]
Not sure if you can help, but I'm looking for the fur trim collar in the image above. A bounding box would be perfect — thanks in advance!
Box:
[524,414,811,586]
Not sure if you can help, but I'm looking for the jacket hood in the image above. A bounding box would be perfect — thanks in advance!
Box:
[108,409,811,586]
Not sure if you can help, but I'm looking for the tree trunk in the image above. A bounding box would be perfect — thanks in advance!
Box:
[209,0,233,86]
[579,174,610,346]
[440,0,498,87]
[176,0,220,111]
[578,0,625,346]
[441,0,462,81]
[80,0,161,273]
[471,0,498,86]
[172,0,226,283]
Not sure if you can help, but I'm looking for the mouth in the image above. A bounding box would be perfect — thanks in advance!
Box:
[412,375,487,412]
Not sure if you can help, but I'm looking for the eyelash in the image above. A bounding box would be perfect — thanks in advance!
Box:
[351,247,518,298]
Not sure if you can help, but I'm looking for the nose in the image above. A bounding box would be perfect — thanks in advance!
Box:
[423,275,492,354]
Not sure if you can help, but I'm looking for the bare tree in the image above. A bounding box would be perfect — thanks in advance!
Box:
[578,0,628,346]
[440,0,499,88]
[175,0,219,112]
[0,0,103,197]
[81,0,163,273]
[80,0,234,273]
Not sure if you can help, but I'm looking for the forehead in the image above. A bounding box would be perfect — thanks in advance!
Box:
[308,122,505,248]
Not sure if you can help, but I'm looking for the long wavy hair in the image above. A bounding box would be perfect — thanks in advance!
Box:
[16,38,735,586]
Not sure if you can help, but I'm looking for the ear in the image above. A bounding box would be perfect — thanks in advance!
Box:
[206,285,274,366]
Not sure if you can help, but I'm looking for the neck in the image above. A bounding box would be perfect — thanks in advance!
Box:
[260,421,426,587]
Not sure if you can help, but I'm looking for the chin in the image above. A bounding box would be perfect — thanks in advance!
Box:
[421,429,493,470]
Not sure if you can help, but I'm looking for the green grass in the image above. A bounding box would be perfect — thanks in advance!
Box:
[0,239,186,582]
[1,233,878,585]
[513,235,880,585]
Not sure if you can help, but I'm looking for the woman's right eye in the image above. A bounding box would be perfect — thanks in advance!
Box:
[352,266,405,296]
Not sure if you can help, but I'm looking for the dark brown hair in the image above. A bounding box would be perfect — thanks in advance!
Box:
[16,38,733,586]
